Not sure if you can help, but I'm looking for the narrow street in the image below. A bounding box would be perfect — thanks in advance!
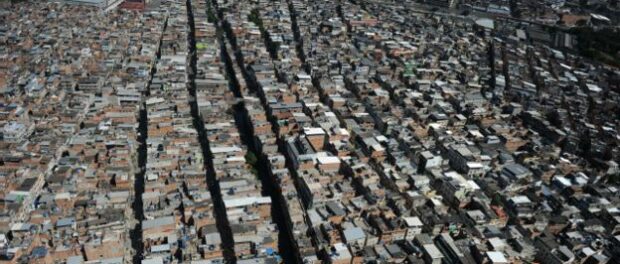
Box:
[131,13,169,264]
[208,0,300,262]
[184,0,237,262]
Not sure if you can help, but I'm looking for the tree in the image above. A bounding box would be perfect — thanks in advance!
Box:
[245,151,258,165]
[245,151,259,178]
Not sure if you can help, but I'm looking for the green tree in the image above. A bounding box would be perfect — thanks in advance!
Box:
[245,151,259,178]
[245,151,258,166]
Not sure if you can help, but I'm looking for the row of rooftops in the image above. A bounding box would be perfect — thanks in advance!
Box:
[140,2,207,264]
[192,0,279,260]
[0,1,172,263]
[218,1,325,262]
[402,0,616,27]
[214,0,620,263]
[1,0,619,263]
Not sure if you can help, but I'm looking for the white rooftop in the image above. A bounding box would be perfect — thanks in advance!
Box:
[304,127,326,135]
[487,251,508,263]
[224,196,271,208]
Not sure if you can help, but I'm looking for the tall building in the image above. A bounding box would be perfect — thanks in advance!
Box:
[120,0,148,11]
[424,0,460,8]
[61,0,125,11]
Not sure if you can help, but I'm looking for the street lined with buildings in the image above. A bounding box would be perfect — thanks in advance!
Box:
[0,0,619,264]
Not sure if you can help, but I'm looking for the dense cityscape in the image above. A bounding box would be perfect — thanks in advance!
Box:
[0,0,619,263]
